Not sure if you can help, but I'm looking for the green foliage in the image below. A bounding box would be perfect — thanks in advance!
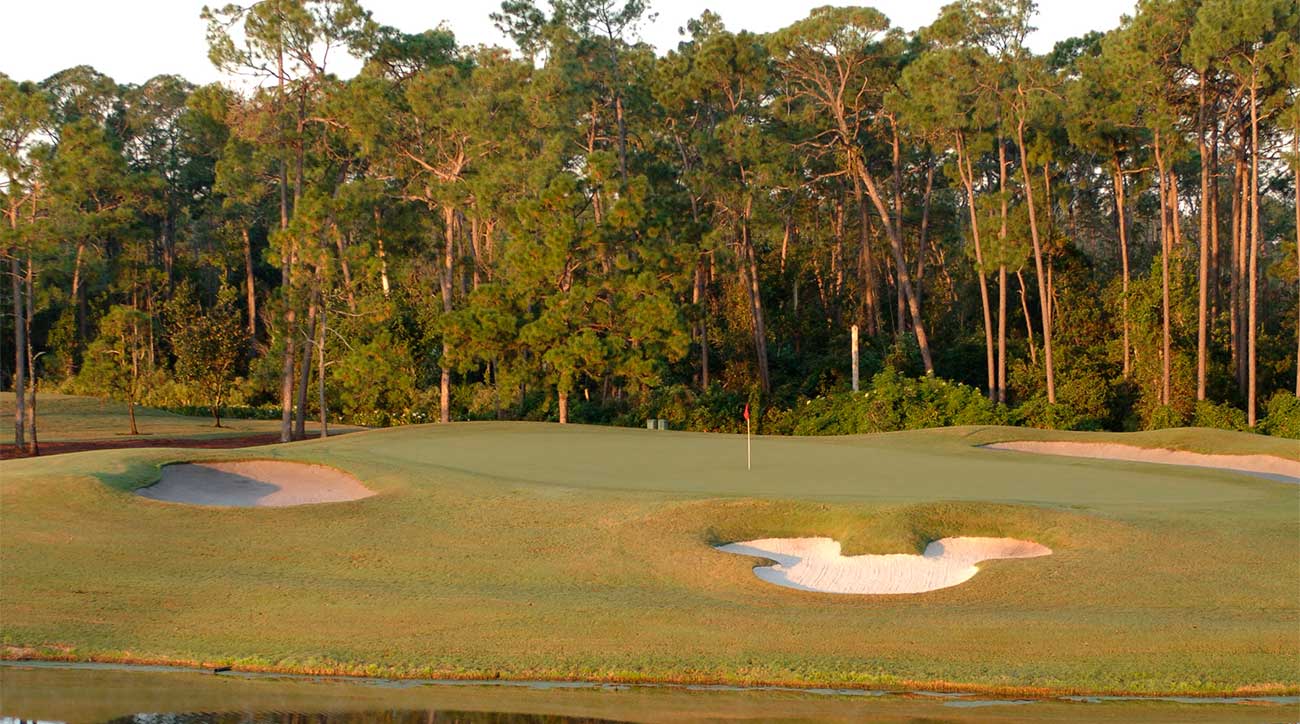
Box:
[1258,392,1300,439]
[165,284,247,426]
[774,368,1005,436]
[331,331,425,427]
[1191,400,1249,431]
[1145,404,1189,431]
[74,306,151,403]
[5,0,1299,443]
[1012,396,1094,431]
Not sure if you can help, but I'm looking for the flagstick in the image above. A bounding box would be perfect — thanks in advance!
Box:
[746,416,751,471]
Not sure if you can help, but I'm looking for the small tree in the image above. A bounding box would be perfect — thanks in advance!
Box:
[167,284,246,427]
[80,305,152,435]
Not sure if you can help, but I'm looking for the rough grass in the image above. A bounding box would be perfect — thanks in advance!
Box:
[1,422,1297,696]
[0,392,330,443]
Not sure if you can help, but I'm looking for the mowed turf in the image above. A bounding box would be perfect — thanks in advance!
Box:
[1,422,1297,695]
[0,392,330,443]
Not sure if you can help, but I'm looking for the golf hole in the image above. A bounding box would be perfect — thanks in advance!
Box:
[136,461,375,507]
[717,536,1051,594]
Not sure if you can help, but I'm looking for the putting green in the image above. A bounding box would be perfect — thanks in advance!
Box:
[1,422,1297,695]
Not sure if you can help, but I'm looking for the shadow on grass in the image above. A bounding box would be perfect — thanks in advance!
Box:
[88,456,173,493]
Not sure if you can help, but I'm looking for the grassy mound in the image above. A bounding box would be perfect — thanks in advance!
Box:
[1,423,1296,695]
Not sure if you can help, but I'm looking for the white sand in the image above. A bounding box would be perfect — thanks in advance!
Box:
[717,536,1051,594]
[136,461,375,507]
[986,441,1300,482]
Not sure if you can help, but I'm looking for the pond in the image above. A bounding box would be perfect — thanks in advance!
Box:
[1,662,1295,723]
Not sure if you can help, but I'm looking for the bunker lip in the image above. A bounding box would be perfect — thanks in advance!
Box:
[717,536,1051,595]
[984,440,1300,483]
[136,460,375,507]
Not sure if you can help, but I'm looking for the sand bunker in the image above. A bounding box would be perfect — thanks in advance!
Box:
[136,461,375,507]
[717,536,1051,594]
[986,441,1300,483]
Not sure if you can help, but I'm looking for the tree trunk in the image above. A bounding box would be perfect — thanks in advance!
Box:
[694,258,710,389]
[915,159,935,312]
[1113,162,1131,377]
[997,138,1009,404]
[375,208,391,298]
[440,206,455,423]
[739,211,771,393]
[891,121,906,337]
[25,255,37,455]
[998,266,1008,404]
[1229,155,1243,391]
[1247,77,1259,425]
[851,155,934,374]
[1018,270,1038,366]
[957,134,996,401]
[276,45,295,443]
[851,175,879,336]
[318,302,328,439]
[1155,134,1172,407]
[243,227,257,339]
[66,241,87,376]
[294,291,317,440]
[11,254,25,450]
[128,399,138,436]
[1015,119,1054,403]
[1209,120,1221,332]
[1236,153,1250,394]
[334,225,357,312]
[558,389,568,425]
[279,246,296,443]
[1196,77,1210,401]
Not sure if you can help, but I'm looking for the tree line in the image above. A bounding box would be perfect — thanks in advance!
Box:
[3,0,1298,451]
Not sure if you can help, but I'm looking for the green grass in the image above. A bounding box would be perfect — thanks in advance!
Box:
[1,392,332,443]
[1,422,1297,696]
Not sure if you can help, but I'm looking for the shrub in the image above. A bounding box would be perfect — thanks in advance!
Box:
[1012,396,1089,431]
[1258,392,1300,439]
[1190,400,1248,431]
[1145,404,1187,431]
[780,368,1004,436]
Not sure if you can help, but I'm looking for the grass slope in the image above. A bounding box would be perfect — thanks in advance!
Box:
[1,423,1297,695]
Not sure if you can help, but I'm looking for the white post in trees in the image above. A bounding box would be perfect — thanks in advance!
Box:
[851,324,860,392]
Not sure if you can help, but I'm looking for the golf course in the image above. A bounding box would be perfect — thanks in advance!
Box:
[2,402,1297,698]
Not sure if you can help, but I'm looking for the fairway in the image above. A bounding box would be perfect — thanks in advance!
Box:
[2,422,1297,696]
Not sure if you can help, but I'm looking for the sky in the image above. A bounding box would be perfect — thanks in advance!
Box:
[4,0,1137,86]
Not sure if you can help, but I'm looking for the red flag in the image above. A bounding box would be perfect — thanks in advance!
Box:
[743,403,750,421]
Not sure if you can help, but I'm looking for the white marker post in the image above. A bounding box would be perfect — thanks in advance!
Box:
[744,402,751,471]
[851,324,860,392]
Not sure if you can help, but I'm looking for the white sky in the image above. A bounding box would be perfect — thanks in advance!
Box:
[4,0,1137,86]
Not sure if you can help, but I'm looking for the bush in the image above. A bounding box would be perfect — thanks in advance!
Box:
[1190,400,1248,431]
[1144,404,1187,431]
[1258,392,1300,439]
[1012,396,1090,431]
[777,368,1004,436]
